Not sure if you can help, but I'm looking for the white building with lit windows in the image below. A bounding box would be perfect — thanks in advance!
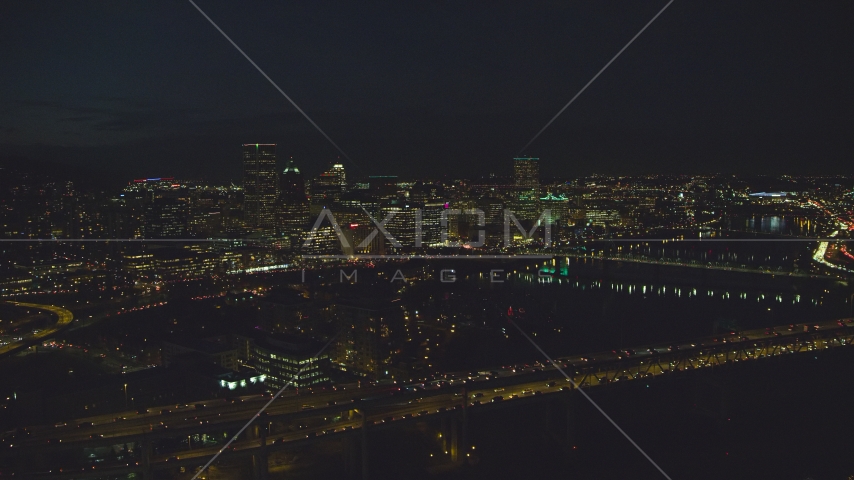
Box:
[251,335,330,390]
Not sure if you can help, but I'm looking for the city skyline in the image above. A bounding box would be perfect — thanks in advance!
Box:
[2,154,854,479]
[2,2,854,479]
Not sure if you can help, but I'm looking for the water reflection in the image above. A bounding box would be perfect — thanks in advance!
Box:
[513,271,819,307]
[733,215,817,235]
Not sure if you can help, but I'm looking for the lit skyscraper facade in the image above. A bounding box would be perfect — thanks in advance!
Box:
[419,202,446,246]
[278,158,309,247]
[280,158,306,197]
[143,197,188,238]
[382,201,417,251]
[539,192,570,226]
[324,163,347,191]
[310,163,347,208]
[514,157,539,188]
[242,144,279,231]
[513,157,540,220]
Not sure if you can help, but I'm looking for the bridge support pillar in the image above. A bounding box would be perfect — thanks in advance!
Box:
[450,416,459,462]
[360,412,369,480]
[542,397,553,438]
[139,440,152,480]
[342,436,358,477]
[460,390,469,457]
[252,416,269,480]
[545,392,581,457]
[566,392,578,449]
[693,373,729,425]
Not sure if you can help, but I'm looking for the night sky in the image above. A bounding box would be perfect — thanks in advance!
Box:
[1,1,852,181]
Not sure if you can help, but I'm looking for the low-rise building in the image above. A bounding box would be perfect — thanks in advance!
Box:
[251,334,330,390]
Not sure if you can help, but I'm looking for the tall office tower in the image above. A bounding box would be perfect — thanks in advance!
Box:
[539,192,570,226]
[242,144,279,231]
[325,163,347,191]
[382,201,418,251]
[310,163,347,208]
[143,197,188,238]
[513,157,540,220]
[278,158,309,247]
[514,157,539,188]
[301,224,344,255]
[420,202,446,246]
[477,192,505,227]
[280,158,306,197]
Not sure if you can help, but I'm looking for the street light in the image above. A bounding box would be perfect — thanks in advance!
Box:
[123,384,128,409]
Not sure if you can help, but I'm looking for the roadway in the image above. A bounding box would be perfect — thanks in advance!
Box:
[3,317,852,478]
[0,302,74,356]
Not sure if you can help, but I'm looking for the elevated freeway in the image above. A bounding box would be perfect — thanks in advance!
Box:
[2,317,853,478]
[0,302,74,357]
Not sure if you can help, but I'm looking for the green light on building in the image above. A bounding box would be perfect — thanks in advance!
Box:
[540,193,568,201]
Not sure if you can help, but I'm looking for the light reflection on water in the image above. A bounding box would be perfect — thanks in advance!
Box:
[514,272,821,307]
[455,264,847,368]
[737,215,817,235]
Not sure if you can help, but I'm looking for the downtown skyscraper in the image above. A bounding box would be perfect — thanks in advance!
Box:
[513,157,540,220]
[242,144,279,231]
[278,157,309,248]
[514,157,539,188]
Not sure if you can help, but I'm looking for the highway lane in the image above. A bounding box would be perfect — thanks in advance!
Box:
[8,318,852,449]
[0,302,74,356]
[151,397,459,464]
[7,318,853,478]
[149,396,458,465]
[15,387,399,446]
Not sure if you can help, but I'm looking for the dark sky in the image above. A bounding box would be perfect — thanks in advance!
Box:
[1,1,852,181]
